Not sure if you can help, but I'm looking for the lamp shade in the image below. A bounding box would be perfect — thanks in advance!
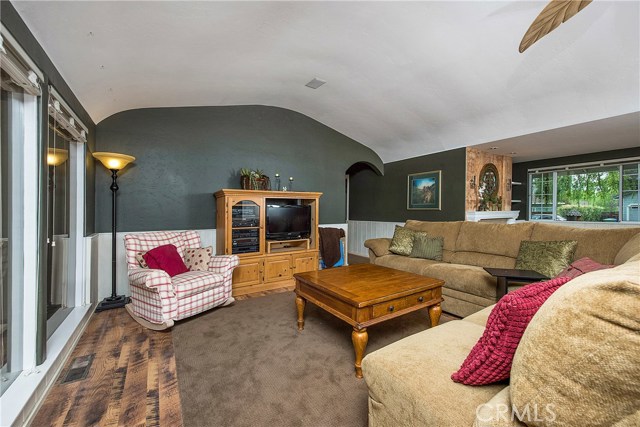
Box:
[93,152,135,171]
[47,148,69,166]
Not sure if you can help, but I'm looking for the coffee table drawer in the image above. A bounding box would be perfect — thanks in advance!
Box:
[372,298,408,318]
[404,290,433,307]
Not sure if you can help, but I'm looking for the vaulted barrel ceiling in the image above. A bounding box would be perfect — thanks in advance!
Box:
[12,1,640,162]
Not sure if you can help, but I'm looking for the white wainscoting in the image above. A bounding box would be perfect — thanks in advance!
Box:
[347,220,403,257]
[94,224,348,300]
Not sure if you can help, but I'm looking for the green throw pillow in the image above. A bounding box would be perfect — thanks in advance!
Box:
[389,226,419,256]
[515,240,578,278]
[410,235,444,261]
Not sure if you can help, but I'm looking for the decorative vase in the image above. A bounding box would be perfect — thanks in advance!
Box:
[241,176,270,190]
[241,176,250,190]
[255,177,270,191]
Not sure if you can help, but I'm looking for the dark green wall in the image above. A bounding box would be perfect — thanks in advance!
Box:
[513,147,640,220]
[95,106,383,232]
[1,1,97,235]
[349,147,467,222]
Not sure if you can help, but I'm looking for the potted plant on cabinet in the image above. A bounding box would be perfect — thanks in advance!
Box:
[240,168,271,190]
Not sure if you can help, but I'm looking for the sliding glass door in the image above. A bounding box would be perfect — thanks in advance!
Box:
[1,28,87,404]
[0,84,26,394]
[1,28,43,395]
[45,111,73,333]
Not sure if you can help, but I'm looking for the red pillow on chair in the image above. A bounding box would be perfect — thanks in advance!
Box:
[142,244,189,277]
[451,276,572,385]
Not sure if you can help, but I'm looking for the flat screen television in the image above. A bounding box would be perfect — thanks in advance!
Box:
[266,204,311,241]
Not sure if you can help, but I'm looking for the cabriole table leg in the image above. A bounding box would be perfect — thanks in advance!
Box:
[295,295,306,331]
[352,327,368,379]
[428,303,442,327]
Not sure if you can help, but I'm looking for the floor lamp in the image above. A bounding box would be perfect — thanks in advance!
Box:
[93,151,136,312]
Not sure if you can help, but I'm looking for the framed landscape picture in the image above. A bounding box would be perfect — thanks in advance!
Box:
[407,170,441,210]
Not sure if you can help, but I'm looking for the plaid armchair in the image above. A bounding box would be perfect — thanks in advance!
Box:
[124,230,238,329]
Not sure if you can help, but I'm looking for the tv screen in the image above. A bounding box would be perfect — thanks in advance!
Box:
[266,205,311,240]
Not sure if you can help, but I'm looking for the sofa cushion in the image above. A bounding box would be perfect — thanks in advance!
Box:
[172,271,225,299]
[455,221,535,259]
[364,238,392,258]
[473,387,527,427]
[452,277,572,385]
[424,263,497,300]
[463,304,494,328]
[363,320,505,427]
[628,252,640,263]
[373,254,441,276]
[389,225,418,256]
[614,231,640,265]
[451,251,516,269]
[530,223,640,265]
[510,261,640,426]
[404,220,462,262]
[442,288,496,318]
[515,240,577,278]
[410,235,443,260]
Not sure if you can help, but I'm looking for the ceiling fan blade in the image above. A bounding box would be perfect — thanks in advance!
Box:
[519,0,593,53]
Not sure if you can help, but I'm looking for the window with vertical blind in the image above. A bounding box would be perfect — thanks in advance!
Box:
[528,159,640,223]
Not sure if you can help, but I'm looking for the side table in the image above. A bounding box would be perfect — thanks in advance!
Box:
[483,267,549,301]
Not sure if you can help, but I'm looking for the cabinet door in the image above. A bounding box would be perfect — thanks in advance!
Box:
[233,257,264,288]
[292,253,318,274]
[264,255,292,283]
[229,197,264,256]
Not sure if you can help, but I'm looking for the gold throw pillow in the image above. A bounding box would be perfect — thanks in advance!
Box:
[515,240,577,278]
[388,226,418,256]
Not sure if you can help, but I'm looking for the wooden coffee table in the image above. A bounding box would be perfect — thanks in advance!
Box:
[294,264,444,378]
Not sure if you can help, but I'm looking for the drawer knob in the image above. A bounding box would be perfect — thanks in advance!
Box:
[388,305,395,312]
[418,296,424,303]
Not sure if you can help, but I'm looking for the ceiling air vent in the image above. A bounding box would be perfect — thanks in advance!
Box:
[305,78,326,89]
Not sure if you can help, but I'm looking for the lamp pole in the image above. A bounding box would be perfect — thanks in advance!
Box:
[94,152,135,312]
[110,169,119,299]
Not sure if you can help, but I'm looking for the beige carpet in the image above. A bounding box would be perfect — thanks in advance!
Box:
[173,291,453,427]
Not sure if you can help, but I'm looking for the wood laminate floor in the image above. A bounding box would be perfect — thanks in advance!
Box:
[31,288,288,427]
[32,307,182,427]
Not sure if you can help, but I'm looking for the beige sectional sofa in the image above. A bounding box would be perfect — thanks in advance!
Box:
[362,251,640,426]
[364,220,640,317]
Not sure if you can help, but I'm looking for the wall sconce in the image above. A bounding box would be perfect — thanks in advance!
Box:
[469,176,476,189]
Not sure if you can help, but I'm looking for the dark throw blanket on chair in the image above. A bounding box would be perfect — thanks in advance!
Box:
[319,227,345,268]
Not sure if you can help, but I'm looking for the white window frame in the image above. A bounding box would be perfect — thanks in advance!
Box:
[0,26,91,426]
[528,157,640,224]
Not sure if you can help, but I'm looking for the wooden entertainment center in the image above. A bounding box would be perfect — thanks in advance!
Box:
[214,189,322,296]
